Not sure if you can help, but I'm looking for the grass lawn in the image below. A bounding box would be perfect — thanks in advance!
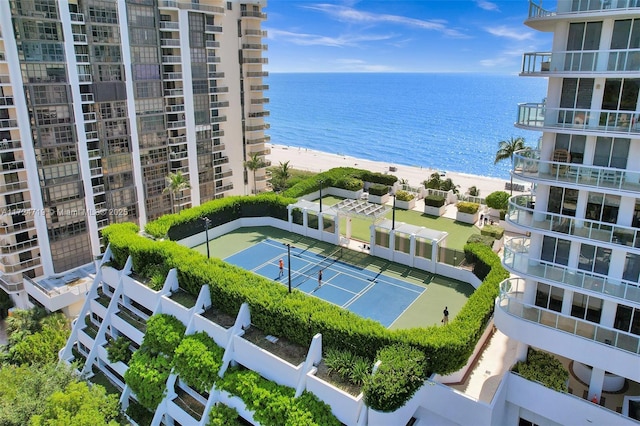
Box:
[322,195,478,250]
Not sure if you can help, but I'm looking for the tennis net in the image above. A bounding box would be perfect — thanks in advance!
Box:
[292,247,343,288]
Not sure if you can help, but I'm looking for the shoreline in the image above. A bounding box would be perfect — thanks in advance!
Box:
[267,143,528,197]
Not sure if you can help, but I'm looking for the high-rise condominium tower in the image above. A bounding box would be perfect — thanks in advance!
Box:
[0,0,269,309]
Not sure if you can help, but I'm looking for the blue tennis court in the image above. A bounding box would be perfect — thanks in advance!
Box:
[224,239,426,327]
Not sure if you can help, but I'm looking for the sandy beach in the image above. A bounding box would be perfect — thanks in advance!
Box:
[267,143,526,197]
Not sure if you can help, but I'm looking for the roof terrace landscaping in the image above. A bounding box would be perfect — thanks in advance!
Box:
[103,169,508,413]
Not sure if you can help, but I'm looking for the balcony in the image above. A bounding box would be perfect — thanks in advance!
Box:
[164,88,184,97]
[159,21,180,30]
[241,10,267,19]
[86,131,99,141]
[167,120,186,129]
[243,57,268,64]
[206,55,221,63]
[246,71,269,77]
[0,96,14,107]
[208,71,225,79]
[209,86,228,94]
[80,93,94,103]
[521,49,640,75]
[245,123,270,131]
[251,97,269,105]
[213,157,229,166]
[507,194,640,249]
[209,101,229,109]
[0,139,20,151]
[248,111,270,118]
[0,237,38,254]
[78,74,92,83]
[160,38,180,47]
[244,29,268,37]
[503,237,640,304]
[162,55,182,64]
[214,170,232,179]
[73,34,88,44]
[177,2,224,13]
[0,119,18,129]
[70,12,85,22]
[0,75,10,85]
[210,130,224,137]
[242,43,268,51]
[1,160,25,172]
[250,84,269,91]
[163,72,183,80]
[516,103,640,137]
[210,116,226,123]
[204,25,222,33]
[205,40,220,48]
[83,112,97,122]
[0,257,40,274]
[0,275,23,293]
[0,180,28,193]
[246,136,271,145]
[528,0,640,20]
[496,279,640,381]
[512,150,640,194]
[165,104,185,113]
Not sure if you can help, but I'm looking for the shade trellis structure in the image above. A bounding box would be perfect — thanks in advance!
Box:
[332,198,391,221]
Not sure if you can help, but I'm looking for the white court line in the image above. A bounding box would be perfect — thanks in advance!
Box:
[387,289,429,329]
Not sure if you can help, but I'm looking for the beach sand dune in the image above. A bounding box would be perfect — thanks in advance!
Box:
[267,143,528,198]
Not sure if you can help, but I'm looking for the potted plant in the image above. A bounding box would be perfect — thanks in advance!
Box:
[394,190,416,210]
[424,195,446,217]
[456,201,480,224]
[368,184,390,204]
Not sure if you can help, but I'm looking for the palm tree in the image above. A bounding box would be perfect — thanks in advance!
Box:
[244,153,266,195]
[494,136,526,195]
[271,160,291,192]
[163,171,191,214]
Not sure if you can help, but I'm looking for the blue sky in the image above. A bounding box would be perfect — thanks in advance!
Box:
[264,0,552,73]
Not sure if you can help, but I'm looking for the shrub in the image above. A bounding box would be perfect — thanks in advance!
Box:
[512,348,568,392]
[172,332,225,394]
[468,186,480,196]
[106,336,132,364]
[334,177,363,191]
[323,348,372,386]
[481,224,504,240]
[456,201,479,214]
[360,171,398,186]
[124,351,171,410]
[467,234,495,248]
[485,191,510,210]
[368,184,389,196]
[395,190,415,202]
[363,344,427,412]
[500,209,507,220]
[207,404,242,426]
[424,195,445,207]
[143,314,186,357]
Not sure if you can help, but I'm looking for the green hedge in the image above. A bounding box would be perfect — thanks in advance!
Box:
[360,171,398,186]
[333,177,363,191]
[104,196,509,412]
[281,167,398,199]
[368,184,389,196]
[481,224,504,240]
[172,332,225,394]
[456,201,479,214]
[424,195,445,208]
[466,234,495,248]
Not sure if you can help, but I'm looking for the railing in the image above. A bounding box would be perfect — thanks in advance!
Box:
[508,194,640,248]
[245,124,269,131]
[164,88,184,96]
[208,71,225,79]
[80,93,94,103]
[512,149,640,193]
[248,111,270,118]
[503,237,640,304]
[212,144,226,153]
[0,276,23,293]
[209,86,228,93]
[83,112,96,121]
[213,157,229,166]
[0,237,39,254]
[205,25,223,33]
[0,75,10,84]
[528,0,640,19]
[206,55,221,63]
[78,74,92,82]
[163,72,183,80]
[251,98,269,104]
[517,103,640,135]
[86,131,99,140]
[1,160,24,171]
[205,40,220,48]
[73,34,88,44]
[246,136,271,145]
[0,180,28,193]
[211,130,224,137]
[210,101,229,108]
[167,120,186,129]
[499,282,640,355]
[90,167,103,176]
[0,96,14,107]
[210,116,226,123]
[244,29,268,37]
[169,151,188,160]
[0,218,35,234]
[0,139,20,150]
[250,85,269,91]
[241,10,267,19]
[168,136,187,145]
[160,38,180,47]
[0,119,18,129]
[162,55,182,63]
[242,43,268,50]
[243,57,268,64]
[70,12,85,22]
[246,71,269,77]
[214,170,232,179]
[0,258,40,274]
[159,21,180,30]
[165,104,185,113]
[522,49,640,74]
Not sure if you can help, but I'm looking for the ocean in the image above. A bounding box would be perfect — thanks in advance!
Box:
[267,73,548,179]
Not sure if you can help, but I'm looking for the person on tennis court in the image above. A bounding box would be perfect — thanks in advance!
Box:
[317,269,323,287]
[278,259,284,278]
[442,306,449,325]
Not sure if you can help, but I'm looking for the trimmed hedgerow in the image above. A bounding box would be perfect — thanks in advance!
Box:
[333,177,363,191]
[103,195,509,412]
[456,201,479,214]
[467,234,495,248]
[481,224,504,240]
[281,167,397,199]
[368,184,389,196]
[360,171,398,186]
[424,195,446,208]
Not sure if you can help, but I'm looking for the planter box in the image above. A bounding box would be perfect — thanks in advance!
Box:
[328,187,363,200]
[395,198,416,210]
[368,193,390,205]
[424,205,446,217]
[456,210,479,224]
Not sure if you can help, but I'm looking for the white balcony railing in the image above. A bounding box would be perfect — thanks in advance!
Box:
[503,237,640,304]
[522,49,640,74]
[528,0,640,19]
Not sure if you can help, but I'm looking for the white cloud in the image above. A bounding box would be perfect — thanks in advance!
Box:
[476,0,500,11]
[303,3,468,38]
[266,28,395,47]
[333,58,397,72]
[485,25,535,41]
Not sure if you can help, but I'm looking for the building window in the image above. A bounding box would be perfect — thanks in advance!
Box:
[578,243,611,276]
[593,137,629,168]
[571,293,603,323]
[554,133,586,164]
[547,186,579,218]
[610,19,640,71]
[541,235,571,266]
[559,78,594,123]
[535,282,564,312]
[614,304,640,335]
[585,191,620,223]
